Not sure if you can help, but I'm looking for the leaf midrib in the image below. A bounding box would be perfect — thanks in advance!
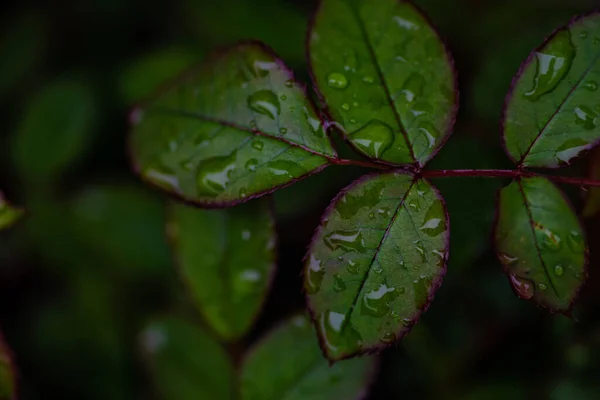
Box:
[347,2,416,164]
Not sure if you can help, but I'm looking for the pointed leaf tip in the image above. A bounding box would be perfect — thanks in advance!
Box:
[503,12,600,168]
[309,0,458,167]
[129,41,336,207]
[494,177,587,311]
[304,171,449,361]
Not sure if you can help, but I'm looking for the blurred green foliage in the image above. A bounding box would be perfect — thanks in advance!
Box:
[1,0,600,399]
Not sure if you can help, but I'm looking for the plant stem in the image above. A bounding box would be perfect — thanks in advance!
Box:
[332,159,600,187]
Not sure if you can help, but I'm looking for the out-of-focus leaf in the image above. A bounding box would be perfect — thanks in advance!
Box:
[181,0,307,66]
[240,315,375,400]
[494,177,587,311]
[583,147,600,217]
[0,195,23,231]
[168,199,275,340]
[70,183,171,275]
[309,0,457,166]
[502,12,600,168]
[140,316,234,400]
[0,335,16,400]
[462,383,526,400]
[304,171,449,361]
[130,42,335,207]
[118,47,201,106]
[0,11,45,98]
[11,79,95,182]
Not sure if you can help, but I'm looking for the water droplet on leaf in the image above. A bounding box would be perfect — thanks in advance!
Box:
[362,75,375,84]
[323,229,366,253]
[247,90,281,119]
[400,72,426,103]
[584,81,598,91]
[341,103,350,111]
[306,255,325,294]
[361,284,399,317]
[538,283,548,291]
[333,274,346,292]
[252,140,264,151]
[554,265,565,276]
[420,203,446,237]
[380,332,397,344]
[555,138,589,165]
[508,274,535,300]
[347,260,358,275]
[574,105,597,129]
[327,72,349,89]
[350,119,394,158]
[196,152,237,197]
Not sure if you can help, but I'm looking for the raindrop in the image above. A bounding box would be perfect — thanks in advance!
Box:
[347,260,358,275]
[319,311,363,356]
[196,152,237,197]
[284,80,294,88]
[400,72,426,103]
[368,212,374,220]
[145,165,179,193]
[401,318,412,327]
[350,119,394,158]
[362,75,375,84]
[245,158,258,172]
[373,265,383,274]
[508,274,535,300]
[343,48,358,72]
[353,101,359,107]
[408,199,421,212]
[279,127,288,134]
[417,122,438,150]
[303,106,323,137]
[239,188,247,198]
[538,283,548,291]
[333,274,346,292]
[567,230,584,253]
[323,229,366,253]
[380,332,397,344]
[415,244,427,263]
[554,265,565,276]
[361,284,399,317]
[555,138,589,165]
[280,94,287,100]
[327,72,349,89]
[420,203,447,237]
[247,90,281,120]
[306,255,325,294]
[497,252,519,266]
[252,140,264,151]
[584,81,598,91]
[536,225,562,252]
[524,29,575,101]
[341,103,351,111]
[266,160,303,181]
[580,30,588,39]
[574,105,597,130]
[350,118,357,124]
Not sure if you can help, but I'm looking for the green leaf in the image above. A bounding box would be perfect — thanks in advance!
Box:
[11,79,95,182]
[583,147,600,218]
[304,171,449,361]
[140,317,234,400]
[502,12,600,168]
[494,177,587,311]
[240,315,375,400]
[309,0,457,167]
[0,195,23,231]
[0,335,16,400]
[168,199,275,340]
[130,41,335,207]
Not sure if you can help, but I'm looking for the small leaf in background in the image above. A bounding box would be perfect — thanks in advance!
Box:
[494,177,587,311]
[140,317,234,400]
[11,79,95,183]
[0,335,16,400]
[583,147,600,217]
[118,47,202,106]
[168,199,276,340]
[241,314,375,400]
[70,183,171,276]
[309,0,457,166]
[130,42,335,207]
[0,195,23,231]
[304,172,449,361]
[502,12,600,168]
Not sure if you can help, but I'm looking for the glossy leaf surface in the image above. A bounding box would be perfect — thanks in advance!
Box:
[168,199,275,340]
[503,12,600,168]
[11,79,95,182]
[0,336,15,400]
[0,195,23,231]
[494,177,587,311]
[309,0,457,166]
[241,315,375,400]
[305,172,449,361]
[130,42,335,207]
[140,317,234,400]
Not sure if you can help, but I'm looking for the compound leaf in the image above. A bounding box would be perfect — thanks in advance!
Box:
[241,315,375,400]
[168,199,276,340]
[503,12,600,168]
[130,41,336,207]
[309,0,457,167]
[304,171,449,361]
[140,317,234,400]
[494,177,587,311]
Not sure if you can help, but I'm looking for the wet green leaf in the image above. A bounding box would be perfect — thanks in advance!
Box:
[118,47,201,105]
[583,147,600,218]
[130,42,335,207]
[503,12,600,168]
[494,177,587,311]
[309,0,457,166]
[304,171,449,361]
[168,199,275,340]
[0,195,23,231]
[11,79,95,182]
[140,317,234,400]
[240,315,375,400]
[0,335,16,400]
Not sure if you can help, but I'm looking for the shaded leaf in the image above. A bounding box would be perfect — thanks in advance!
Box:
[502,12,600,168]
[304,171,449,361]
[11,79,95,182]
[583,147,600,217]
[140,317,234,400]
[168,199,275,340]
[241,314,375,400]
[494,177,587,311]
[130,41,335,207]
[0,195,23,231]
[309,0,457,166]
[0,335,16,400]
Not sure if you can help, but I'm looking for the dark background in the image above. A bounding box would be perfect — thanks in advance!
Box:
[1,0,600,398]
